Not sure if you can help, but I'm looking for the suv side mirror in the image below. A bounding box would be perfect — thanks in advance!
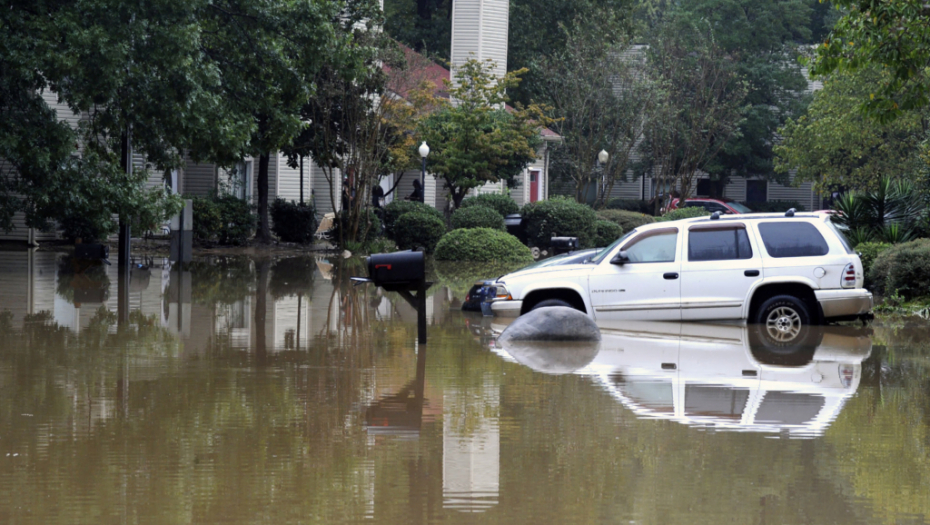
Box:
[610,251,629,266]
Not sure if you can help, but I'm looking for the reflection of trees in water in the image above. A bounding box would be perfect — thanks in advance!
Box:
[432,260,527,300]
[55,256,111,304]
[269,257,315,299]
[188,256,254,306]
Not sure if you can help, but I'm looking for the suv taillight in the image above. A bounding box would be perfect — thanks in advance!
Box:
[841,262,857,288]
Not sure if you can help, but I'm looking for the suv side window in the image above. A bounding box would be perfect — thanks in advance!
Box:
[688,225,753,261]
[757,222,829,258]
[623,228,678,263]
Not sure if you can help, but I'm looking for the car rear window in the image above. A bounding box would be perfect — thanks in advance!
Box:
[757,222,829,258]
[688,226,753,261]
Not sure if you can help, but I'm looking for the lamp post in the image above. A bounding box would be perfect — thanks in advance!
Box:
[418,141,430,203]
[596,149,609,205]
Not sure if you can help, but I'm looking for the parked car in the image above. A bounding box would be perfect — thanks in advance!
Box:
[488,211,873,328]
[668,198,752,215]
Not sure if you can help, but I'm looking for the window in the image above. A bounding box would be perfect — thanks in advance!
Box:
[688,226,753,261]
[685,386,750,420]
[758,222,829,258]
[622,229,678,263]
[696,179,711,196]
[746,180,767,203]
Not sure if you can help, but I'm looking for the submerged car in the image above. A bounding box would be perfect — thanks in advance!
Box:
[489,211,873,327]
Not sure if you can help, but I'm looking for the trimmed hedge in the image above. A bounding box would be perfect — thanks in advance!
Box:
[383,200,444,240]
[330,208,382,245]
[657,207,710,222]
[594,220,623,247]
[435,228,534,263]
[596,209,655,231]
[451,205,505,231]
[605,198,654,215]
[270,199,317,244]
[460,193,520,217]
[522,196,597,248]
[855,242,892,280]
[394,211,447,253]
[869,239,930,299]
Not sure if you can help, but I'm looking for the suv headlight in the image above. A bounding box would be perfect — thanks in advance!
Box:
[490,284,512,302]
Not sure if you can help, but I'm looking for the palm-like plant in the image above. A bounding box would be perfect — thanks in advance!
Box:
[831,176,925,245]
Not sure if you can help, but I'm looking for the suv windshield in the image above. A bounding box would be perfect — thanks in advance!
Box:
[590,230,636,264]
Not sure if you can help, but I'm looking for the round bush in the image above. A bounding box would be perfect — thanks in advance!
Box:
[597,209,655,231]
[522,197,597,249]
[460,193,520,217]
[394,211,447,253]
[435,228,534,264]
[869,239,930,298]
[854,242,892,281]
[270,199,317,244]
[451,205,505,231]
[213,194,256,245]
[383,200,444,240]
[593,220,623,247]
[657,207,711,222]
[330,208,382,245]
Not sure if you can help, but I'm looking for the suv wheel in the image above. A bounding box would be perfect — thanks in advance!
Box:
[531,299,574,311]
[754,295,811,344]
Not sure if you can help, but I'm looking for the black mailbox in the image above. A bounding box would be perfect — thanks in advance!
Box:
[74,243,110,261]
[504,214,526,243]
[368,250,425,291]
[550,236,579,254]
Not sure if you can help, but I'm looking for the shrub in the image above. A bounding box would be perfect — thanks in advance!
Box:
[593,220,623,247]
[605,198,654,215]
[213,194,256,245]
[855,242,892,279]
[330,208,382,245]
[382,200,444,239]
[191,196,223,243]
[741,200,806,213]
[869,239,930,299]
[270,199,317,244]
[596,209,655,232]
[521,196,597,248]
[451,205,505,231]
[460,193,520,217]
[61,214,109,243]
[394,211,447,253]
[435,228,534,264]
[434,260,530,298]
[657,207,710,222]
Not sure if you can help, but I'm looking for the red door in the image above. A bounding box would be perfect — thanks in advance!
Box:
[529,170,540,202]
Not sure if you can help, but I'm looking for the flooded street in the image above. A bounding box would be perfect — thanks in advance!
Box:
[0,251,928,524]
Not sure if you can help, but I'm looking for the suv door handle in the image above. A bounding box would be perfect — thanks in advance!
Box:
[744,270,760,277]
[663,272,679,280]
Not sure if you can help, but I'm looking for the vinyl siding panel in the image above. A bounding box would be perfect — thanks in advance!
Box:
[311,163,341,215]
[182,155,217,197]
[276,153,311,204]
[451,0,509,83]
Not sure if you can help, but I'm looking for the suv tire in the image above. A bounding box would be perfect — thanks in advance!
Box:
[754,295,811,347]
[531,299,574,311]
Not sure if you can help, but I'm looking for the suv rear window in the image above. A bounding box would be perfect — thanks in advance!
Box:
[757,222,829,258]
[688,226,753,261]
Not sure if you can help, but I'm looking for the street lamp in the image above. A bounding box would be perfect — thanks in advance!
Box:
[418,141,430,203]
[598,149,609,164]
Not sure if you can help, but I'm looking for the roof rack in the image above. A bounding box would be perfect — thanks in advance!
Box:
[785,208,796,217]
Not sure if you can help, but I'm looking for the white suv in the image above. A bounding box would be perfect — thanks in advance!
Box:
[490,212,873,329]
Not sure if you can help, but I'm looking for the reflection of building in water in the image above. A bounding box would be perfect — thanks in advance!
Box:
[442,382,500,513]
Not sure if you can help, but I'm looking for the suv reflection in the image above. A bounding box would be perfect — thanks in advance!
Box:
[495,322,871,437]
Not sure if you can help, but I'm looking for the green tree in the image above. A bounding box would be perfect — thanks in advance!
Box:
[415,59,553,209]
[775,68,927,193]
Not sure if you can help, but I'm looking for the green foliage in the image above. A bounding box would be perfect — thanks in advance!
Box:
[394,211,446,253]
[434,228,534,263]
[830,177,924,244]
[596,209,655,232]
[382,200,444,240]
[269,257,315,299]
[270,199,318,244]
[606,199,654,215]
[855,242,892,281]
[331,208,382,247]
[593,220,623,247]
[459,193,520,217]
[451,205,505,231]
[188,257,254,306]
[657,207,711,222]
[433,260,531,298]
[191,196,223,243]
[213,195,256,245]
[869,240,930,300]
[521,196,598,248]
[740,200,806,213]
[60,215,109,244]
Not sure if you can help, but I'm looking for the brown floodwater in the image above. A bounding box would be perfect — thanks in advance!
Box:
[0,251,928,524]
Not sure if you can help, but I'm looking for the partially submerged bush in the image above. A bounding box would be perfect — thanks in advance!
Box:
[451,205,505,231]
[593,220,623,247]
[382,200,444,240]
[214,194,256,245]
[522,196,597,248]
[657,207,710,222]
[330,208,382,245]
[270,199,317,244]
[605,199,654,215]
[869,239,930,299]
[435,228,534,263]
[433,260,530,298]
[394,211,446,253]
[596,209,655,231]
[855,242,892,280]
[191,196,223,243]
[460,193,520,217]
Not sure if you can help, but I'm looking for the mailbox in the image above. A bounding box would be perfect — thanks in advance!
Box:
[550,236,579,255]
[504,214,526,243]
[367,250,425,291]
[74,243,110,262]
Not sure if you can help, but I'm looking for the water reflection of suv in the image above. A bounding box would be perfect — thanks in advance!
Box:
[495,322,871,436]
[490,212,873,328]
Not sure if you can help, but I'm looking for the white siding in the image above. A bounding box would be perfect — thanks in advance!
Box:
[182,155,217,197]
[311,162,341,215]
[451,0,510,86]
[276,153,311,204]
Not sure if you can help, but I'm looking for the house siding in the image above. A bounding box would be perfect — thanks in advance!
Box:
[451,0,509,83]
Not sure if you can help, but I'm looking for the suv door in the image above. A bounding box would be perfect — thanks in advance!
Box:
[588,227,682,321]
[679,222,762,320]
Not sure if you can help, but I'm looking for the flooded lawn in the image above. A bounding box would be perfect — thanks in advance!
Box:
[0,251,928,524]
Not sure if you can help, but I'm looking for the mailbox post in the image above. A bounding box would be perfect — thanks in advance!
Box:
[353,250,431,344]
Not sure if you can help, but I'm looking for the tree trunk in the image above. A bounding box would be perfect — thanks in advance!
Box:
[257,152,271,243]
